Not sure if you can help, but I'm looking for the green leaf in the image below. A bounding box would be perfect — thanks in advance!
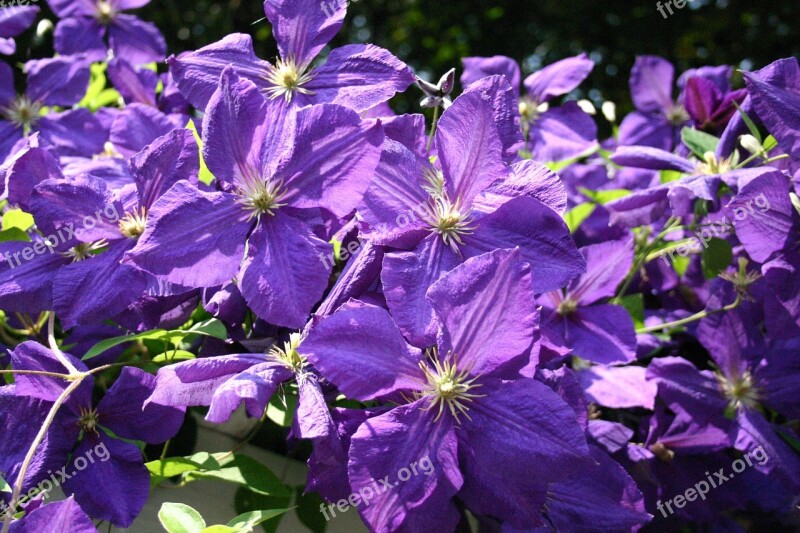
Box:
[681,127,720,158]
[2,209,34,232]
[187,120,215,185]
[0,475,11,493]
[146,452,221,486]
[0,227,31,243]
[564,203,596,233]
[578,188,630,205]
[158,503,206,533]
[234,487,291,533]
[226,509,291,530]
[701,238,733,279]
[659,169,684,184]
[82,328,168,361]
[187,454,291,498]
[295,487,328,533]
[672,254,691,277]
[619,294,645,330]
[199,527,237,533]
[266,393,297,428]
[187,318,228,340]
[152,350,197,364]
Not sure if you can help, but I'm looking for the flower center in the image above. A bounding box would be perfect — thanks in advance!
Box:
[716,370,760,412]
[268,332,306,373]
[666,104,690,126]
[95,0,116,24]
[696,152,734,176]
[648,441,675,462]
[417,349,483,423]
[424,195,475,253]
[78,407,100,434]
[119,207,147,239]
[237,177,287,220]
[556,298,578,315]
[263,58,315,103]
[2,95,43,132]
[62,240,108,262]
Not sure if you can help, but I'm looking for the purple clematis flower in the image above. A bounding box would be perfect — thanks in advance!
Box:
[124,67,384,328]
[302,250,590,531]
[360,90,584,346]
[147,332,333,438]
[9,341,185,527]
[618,56,691,151]
[48,0,166,65]
[540,237,637,365]
[168,0,415,112]
[461,54,598,162]
[8,497,97,533]
[28,128,199,328]
[0,55,104,161]
[0,5,39,55]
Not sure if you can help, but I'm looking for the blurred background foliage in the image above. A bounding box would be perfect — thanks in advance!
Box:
[18,0,800,115]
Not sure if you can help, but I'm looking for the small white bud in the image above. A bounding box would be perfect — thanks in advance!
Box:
[601,101,617,123]
[577,99,596,115]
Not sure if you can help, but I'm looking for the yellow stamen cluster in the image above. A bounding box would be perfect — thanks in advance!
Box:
[416,349,484,423]
[425,195,475,254]
[2,95,43,132]
[263,58,315,103]
[666,104,690,125]
[696,152,734,176]
[716,370,761,412]
[237,174,288,220]
[63,240,108,262]
[268,333,307,373]
[95,0,116,24]
[77,407,100,434]
[119,207,148,239]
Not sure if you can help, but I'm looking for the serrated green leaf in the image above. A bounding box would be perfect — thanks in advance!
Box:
[701,238,733,279]
[2,209,34,232]
[564,203,595,233]
[681,128,720,158]
[158,503,206,533]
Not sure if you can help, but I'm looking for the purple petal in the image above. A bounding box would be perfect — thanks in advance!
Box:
[263,0,345,69]
[124,181,252,287]
[610,145,696,173]
[24,55,91,107]
[47,0,96,17]
[481,159,567,215]
[436,91,508,205]
[727,169,794,263]
[358,139,430,248]
[529,103,598,162]
[744,68,800,159]
[206,361,293,423]
[569,238,634,304]
[348,400,463,532]
[0,242,69,314]
[147,354,267,408]
[382,234,461,347]
[109,103,176,157]
[303,301,426,401]
[523,53,594,104]
[458,378,589,529]
[107,57,158,106]
[295,374,333,439]
[35,109,106,158]
[554,304,637,365]
[461,55,521,95]
[0,6,39,38]
[53,18,106,61]
[579,365,657,410]
[462,195,586,293]
[305,44,416,113]
[9,497,97,533]
[131,128,199,211]
[4,139,62,210]
[427,249,537,379]
[461,74,525,161]
[239,213,330,328]
[9,341,89,403]
[168,33,272,109]
[108,14,166,64]
[629,55,675,114]
[62,436,150,527]
[277,103,383,217]
[98,366,185,443]
[617,111,674,151]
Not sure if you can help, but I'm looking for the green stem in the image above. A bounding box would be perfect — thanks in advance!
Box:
[636,296,741,334]
[426,105,440,153]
